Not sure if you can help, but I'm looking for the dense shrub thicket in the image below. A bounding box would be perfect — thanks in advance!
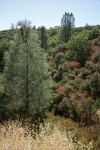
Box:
[0,14,100,149]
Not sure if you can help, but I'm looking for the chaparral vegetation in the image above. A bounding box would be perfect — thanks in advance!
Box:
[0,11,100,149]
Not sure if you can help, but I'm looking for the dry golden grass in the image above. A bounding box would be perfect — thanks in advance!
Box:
[47,112,100,148]
[0,121,93,150]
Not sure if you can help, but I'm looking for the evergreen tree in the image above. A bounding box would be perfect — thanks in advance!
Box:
[10,23,15,30]
[38,26,49,51]
[60,12,75,42]
[4,20,52,121]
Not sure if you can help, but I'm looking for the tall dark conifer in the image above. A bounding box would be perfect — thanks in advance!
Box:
[60,12,75,42]
[38,26,48,51]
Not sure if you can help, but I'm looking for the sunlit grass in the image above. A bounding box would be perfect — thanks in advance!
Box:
[0,121,93,150]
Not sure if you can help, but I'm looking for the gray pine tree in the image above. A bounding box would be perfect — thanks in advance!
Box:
[4,20,52,122]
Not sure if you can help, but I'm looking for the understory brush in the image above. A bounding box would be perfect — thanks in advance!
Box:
[0,121,93,150]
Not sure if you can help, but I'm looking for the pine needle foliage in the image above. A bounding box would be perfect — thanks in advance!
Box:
[4,20,52,121]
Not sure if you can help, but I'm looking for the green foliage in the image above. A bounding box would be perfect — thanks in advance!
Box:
[48,26,60,48]
[86,61,100,73]
[53,92,65,105]
[81,72,100,99]
[68,102,77,121]
[68,73,75,80]
[93,53,100,63]
[65,50,77,62]
[85,23,92,30]
[4,20,52,121]
[66,31,89,66]
[0,39,9,72]
[48,27,60,36]
[0,17,100,133]
[79,68,92,79]
[94,98,100,109]
[54,52,65,68]
[74,26,85,33]
[38,26,49,51]
[80,98,95,125]
[88,28,100,40]
[67,80,77,89]
[53,65,63,81]
[49,35,57,48]
[0,28,16,72]
[60,12,75,42]
[89,73,100,99]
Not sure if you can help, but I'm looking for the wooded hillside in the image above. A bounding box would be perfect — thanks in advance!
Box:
[0,13,100,149]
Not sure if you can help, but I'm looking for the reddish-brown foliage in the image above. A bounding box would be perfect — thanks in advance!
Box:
[54,86,65,94]
[66,61,81,69]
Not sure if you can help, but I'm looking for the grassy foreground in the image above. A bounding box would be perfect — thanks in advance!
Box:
[0,121,93,150]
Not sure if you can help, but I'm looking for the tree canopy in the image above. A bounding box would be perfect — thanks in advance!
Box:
[60,12,75,42]
[4,20,52,121]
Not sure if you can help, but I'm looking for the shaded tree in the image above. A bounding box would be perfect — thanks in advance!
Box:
[0,30,14,72]
[38,26,49,51]
[0,40,9,72]
[85,23,92,30]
